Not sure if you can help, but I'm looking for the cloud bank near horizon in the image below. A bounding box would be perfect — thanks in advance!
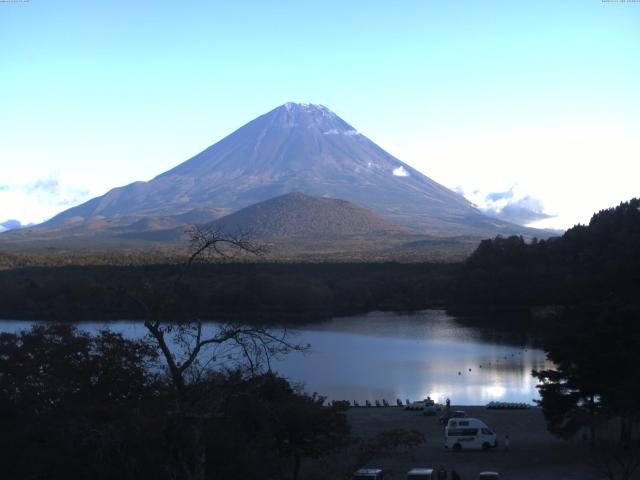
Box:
[457,186,556,227]
[0,174,91,225]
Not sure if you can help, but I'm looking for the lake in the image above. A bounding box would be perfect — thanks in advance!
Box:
[0,310,551,405]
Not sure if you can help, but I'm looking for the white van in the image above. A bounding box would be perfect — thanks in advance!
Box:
[444,417,497,451]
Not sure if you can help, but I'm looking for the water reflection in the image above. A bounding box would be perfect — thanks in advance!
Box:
[272,310,552,404]
[0,310,552,405]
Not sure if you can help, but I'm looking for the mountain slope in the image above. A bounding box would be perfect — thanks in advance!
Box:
[44,102,537,236]
[209,192,409,238]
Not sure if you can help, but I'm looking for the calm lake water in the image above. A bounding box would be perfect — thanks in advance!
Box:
[0,310,551,405]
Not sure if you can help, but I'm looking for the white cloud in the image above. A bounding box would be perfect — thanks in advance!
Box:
[392,166,410,177]
[457,185,555,227]
[0,173,92,225]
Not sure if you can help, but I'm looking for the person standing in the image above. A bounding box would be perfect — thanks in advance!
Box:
[446,397,451,410]
[451,469,461,480]
[504,433,510,452]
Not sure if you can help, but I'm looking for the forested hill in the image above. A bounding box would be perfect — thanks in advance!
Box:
[463,204,640,444]
[452,198,640,308]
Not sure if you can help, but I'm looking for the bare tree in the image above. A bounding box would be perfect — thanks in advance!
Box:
[136,226,304,390]
[131,225,307,480]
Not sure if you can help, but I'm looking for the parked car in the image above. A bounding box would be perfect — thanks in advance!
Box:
[439,410,466,424]
[407,398,442,413]
[353,468,385,480]
[422,398,442,416]
[478,472,500,479]
[406,468,435,479]
[406,400,426,411]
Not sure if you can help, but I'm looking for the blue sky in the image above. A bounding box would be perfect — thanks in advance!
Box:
[1,0,639,228]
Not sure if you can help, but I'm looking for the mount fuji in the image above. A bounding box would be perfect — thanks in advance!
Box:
[40,102,539,237]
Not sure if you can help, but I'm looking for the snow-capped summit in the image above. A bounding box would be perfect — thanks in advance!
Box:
[272,102,352,133]
[283,102,329,112]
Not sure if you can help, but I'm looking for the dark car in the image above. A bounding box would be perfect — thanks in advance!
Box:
[439,410,466,424]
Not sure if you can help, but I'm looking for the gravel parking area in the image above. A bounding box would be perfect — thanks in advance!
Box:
[346,405,601,480]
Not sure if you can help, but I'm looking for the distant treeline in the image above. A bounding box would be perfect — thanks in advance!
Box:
[2,198,638,325]
[0,261,456,322]
[457,198,640,446]
[450,198,640,311]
